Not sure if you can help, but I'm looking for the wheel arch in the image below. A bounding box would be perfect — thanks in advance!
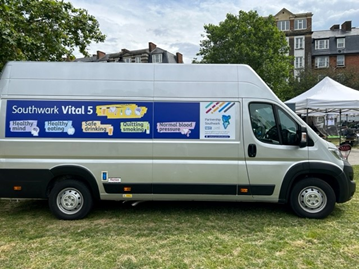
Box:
[48,165,100,201]
[279,162,344,204]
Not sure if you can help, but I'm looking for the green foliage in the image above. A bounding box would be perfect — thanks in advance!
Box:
[285,67,359,101]
[0,0,106,71]
[195,10,293,99]
[284,69,319,101]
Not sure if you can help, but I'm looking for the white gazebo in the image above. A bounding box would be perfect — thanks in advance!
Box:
[285,77,359,142]
[285,76,359,114]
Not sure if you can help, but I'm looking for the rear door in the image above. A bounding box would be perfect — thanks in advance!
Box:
[243,99,308,201]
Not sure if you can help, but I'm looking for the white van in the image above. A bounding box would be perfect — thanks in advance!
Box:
[0,62,355,220]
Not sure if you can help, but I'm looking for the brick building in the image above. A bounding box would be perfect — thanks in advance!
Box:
[312,21,359,71]
[274,8,313,77]
[75,42,183,63]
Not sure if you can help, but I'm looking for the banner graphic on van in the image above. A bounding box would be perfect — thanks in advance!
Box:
[6,100,236,140]
[6,100,153,139]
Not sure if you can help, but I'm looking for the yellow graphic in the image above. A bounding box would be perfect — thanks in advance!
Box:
[82,121,114,135]
[121,121,150,134]
[96,104,148,119]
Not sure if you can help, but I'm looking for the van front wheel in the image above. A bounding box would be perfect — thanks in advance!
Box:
[290,178,336,219]
[49,180,93,220]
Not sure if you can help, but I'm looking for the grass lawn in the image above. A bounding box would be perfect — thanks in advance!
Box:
[1,167,358,269]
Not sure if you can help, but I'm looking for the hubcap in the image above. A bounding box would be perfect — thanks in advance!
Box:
[57,188,83,215]
[298,186,327,213]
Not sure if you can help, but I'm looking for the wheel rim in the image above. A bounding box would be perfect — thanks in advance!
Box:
[56,187,84,215]
[298,186,327,213]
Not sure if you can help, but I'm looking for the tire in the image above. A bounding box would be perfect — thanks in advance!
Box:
[48,179,93,220]
[290,178,336,219]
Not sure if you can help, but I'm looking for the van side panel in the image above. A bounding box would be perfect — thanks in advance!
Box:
[0,169,53,198]
[1,97,249,200]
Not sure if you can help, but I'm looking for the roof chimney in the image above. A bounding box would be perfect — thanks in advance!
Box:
[97,50,106,60]
[176,52,183,63]
[341,21,352,31]
[330,24,340,30]
[149,42,157,52]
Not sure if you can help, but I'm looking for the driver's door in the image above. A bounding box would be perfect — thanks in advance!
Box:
[243,100,308,201]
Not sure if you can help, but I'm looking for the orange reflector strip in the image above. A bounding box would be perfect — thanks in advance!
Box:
[240,188,248,193]
[14,186,22,191]
[124,187,131,192]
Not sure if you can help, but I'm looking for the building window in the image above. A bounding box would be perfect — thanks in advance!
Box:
[294,19,307,30]
[124,57,131,63]
[295,37,304,49]
[315,39,329,50]
[135,56,141,63]
[315,56,329,68]
[337,38,345,48]
[295,57,304,68]
[277,20,289,31]
[152,54,162,63]
[337,55,345,67]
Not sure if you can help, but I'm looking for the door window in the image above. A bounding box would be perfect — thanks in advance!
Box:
[277,108,299,145]
[249,103,278,144]
[249,103,299,145]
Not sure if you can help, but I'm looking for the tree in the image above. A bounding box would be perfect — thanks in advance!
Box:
[0,0,106,71]
[285,69,319,101]
[194,10,292,99]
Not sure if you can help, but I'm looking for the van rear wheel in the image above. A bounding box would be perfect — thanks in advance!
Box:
[290,178,335,219]
[49,180,93,220]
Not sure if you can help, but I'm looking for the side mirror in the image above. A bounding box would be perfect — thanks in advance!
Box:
[298,126,308,148]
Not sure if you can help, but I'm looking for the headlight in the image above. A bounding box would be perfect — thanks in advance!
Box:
[329,147,344,160]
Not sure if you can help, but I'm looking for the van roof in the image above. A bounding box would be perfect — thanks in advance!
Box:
[0,61,278,100]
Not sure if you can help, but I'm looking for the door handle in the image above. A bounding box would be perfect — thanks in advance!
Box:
[248,144,257,157]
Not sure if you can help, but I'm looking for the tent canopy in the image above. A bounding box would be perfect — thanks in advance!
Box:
[285,76,359,113]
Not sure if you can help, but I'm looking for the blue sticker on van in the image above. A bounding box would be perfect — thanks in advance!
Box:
[154,102,200,139]
[6,100,153,139]
[6,100,235,140]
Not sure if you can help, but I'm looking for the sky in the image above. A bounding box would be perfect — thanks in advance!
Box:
[70,0,359,63]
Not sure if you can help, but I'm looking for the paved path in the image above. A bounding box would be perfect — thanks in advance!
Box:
[347,148,359,165]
